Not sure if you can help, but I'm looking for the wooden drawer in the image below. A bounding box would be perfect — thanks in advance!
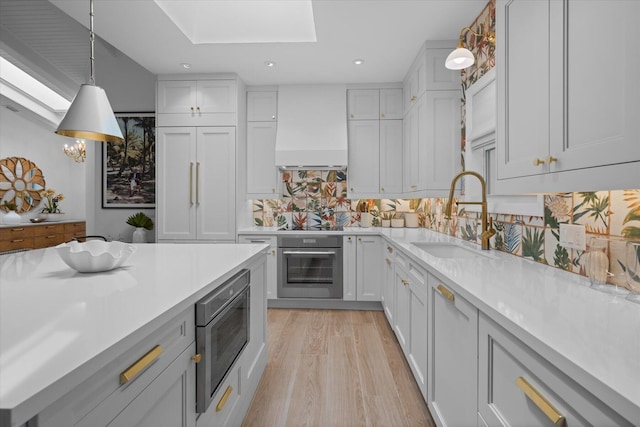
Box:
[34,234,65,248]
[38,307,195,427]
[64,222,86,234]
[33,224,64,237]
[0,226,34,251]
[478,314,632,426]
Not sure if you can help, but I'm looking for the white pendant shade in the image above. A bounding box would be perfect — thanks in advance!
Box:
[56,84,123,143]
[445,47,475,70]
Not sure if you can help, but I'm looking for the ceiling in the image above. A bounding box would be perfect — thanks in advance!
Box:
[1,0,487,90]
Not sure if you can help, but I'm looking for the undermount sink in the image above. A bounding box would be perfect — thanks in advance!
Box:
[411,242,494,260]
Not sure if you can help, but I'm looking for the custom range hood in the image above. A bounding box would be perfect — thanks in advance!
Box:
[275,84,348,170]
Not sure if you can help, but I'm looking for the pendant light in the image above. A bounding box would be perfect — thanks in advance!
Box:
[445,26,495,71]
[55,0,123,143]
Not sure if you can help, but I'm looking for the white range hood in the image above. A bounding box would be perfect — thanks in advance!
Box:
[275,84,348,169]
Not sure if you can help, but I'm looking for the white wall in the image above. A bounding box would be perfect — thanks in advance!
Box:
[0,107,86,223]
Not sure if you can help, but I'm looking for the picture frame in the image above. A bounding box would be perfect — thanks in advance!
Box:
[102,113,156,208]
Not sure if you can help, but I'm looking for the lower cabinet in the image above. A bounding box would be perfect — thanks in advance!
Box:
[427,278,478,427]
[381,243,396,325]
[393,251,428,400]
[478,314,633,427]
[343,235,382,301]
[238,234,277,299]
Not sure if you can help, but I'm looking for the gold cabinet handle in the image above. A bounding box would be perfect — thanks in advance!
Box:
[358,237,362,241]
[533,158,545,166]
[190,107,194,112]
[196,162,200,205]
[10,228,25,231]
[196,106,200,112]
[381,187,385,192]
[120,345,163,385]
[350,187,354,192]
[216,386,233,412]
[386,258,391,265]
[381,113,385,118]
[11,239,24,243]
[387,246,393,253]
[272,187,275,193]
[271,249,276,256]
[350,113,354,118]
[546,156,557,165]
[401,279,409,286]
[191,354,202,363]
[411,184,417,189]
[347,236,352,241]
[516,377,565,426]
[437,284,455,302]
[410,95,417,101]
[189,162,194,205]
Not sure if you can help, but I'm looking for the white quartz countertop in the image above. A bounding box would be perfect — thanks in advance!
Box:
[240,226,640,419]
[0,243,267,425]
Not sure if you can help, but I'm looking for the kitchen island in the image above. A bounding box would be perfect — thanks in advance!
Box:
[0,243,268,427]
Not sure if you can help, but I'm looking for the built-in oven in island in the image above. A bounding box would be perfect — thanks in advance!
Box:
[195,269,250,413]
[277,235,343,298]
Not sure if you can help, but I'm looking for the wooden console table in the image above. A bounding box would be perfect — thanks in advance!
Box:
[0,221,86,252]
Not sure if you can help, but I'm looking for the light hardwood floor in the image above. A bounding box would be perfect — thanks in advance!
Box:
[242,309,436,427]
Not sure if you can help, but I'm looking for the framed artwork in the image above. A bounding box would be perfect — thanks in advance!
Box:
[102,113,156,208]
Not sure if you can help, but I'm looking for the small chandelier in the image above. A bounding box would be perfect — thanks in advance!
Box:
[63,140,87,163]
[445,26,496,70]
[55,0,123,143]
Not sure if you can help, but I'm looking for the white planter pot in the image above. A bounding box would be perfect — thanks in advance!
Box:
[132,227,146,243]
[381,219,391,228]
[3,210,21,225]
[40,212,66,222]
[360,212,373,227]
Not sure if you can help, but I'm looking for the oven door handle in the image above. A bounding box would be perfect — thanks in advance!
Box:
[281,251,336,256]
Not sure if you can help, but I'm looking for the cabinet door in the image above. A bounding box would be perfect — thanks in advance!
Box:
[379,120,403,195]
[244,258,268,393]
[197,80,236,113]
[428,280,478,427]
[394,263,411,357]
[408,266,428,400]
[238,235,277,299]
[347,89,380,120]
[497,0,551,179]
[425,48,460,91]
[157,81,197,114]
[343,235,357,301]
[348,120,380,195]
[381,244,395,325]
[356,236,381,301]
[247,91,277,121]
[404,56,427,112]
[423,90,461,192]
[403,95,426,192]
[247,122,279,197]
[196,127,236,241]
[379,88,403,119]
[551,0,640,172]
[157,127,197,240]
[107,345,196,427]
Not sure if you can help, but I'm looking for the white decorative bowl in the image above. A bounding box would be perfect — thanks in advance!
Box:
[55,240,136,273]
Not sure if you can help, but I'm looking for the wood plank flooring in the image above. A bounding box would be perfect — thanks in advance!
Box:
[242,309,436,427]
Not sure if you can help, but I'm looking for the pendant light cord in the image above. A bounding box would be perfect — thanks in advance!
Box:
[89,0,95,85]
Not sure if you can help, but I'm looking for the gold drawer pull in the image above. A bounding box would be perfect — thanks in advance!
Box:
[437,284,455,302]
[516,377,565,426]
[387,246,393,253]
[411,184,417,189]
[216,386,233,412]
[546,156,557,164]
[120,345,163,385]
[533,158,545,166]
[11,239,25,243]
[386,258,391,265]
[46,235,56,239]
[10,228,25,231]
[401,279,409,286]
[191,354,201,363]
[410,95,417,101]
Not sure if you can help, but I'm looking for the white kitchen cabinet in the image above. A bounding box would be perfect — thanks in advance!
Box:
[379,120,403,195]
[394,258,411,356]
[247,91,277,122]
[348,120,380,195]
[381,243,396,325]
[157,79,237,126]
[238,235,277,300]
[428,278,478,427]
[496,0,640,193]
[379,88,403,119]
[343,235,357,301]
[355,235,382,301]
[478,313,632,426]
[246,121,279,198]
[407,260,428,400]
[424,48,461,91]
[38,308,196,427]
[403,54,427,113]
[402,94,426,193]
[157,127,236,242]
[348,89,380,120]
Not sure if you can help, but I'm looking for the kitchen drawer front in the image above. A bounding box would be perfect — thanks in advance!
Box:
[478,314,632,426]
[38,307,195,427]
[0,235,34,252]
[33,224,64,237]
[195,358,242,427]
[0,226,34,241]
[238,235,276,247]
[34,233,65,248]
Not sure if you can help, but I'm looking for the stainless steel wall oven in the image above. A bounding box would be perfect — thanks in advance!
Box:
[277,235,343,298]
[195,269,250,413]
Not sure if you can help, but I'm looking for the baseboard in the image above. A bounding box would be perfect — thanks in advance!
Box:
[267,299,383,310]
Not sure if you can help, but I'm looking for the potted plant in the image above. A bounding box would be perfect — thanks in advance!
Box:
[2,201,20,225]
[39,188,65,220]
[126,212,154,243]
[381,212,394,228]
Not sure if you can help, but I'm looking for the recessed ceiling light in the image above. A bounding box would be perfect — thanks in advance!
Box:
[181,63,192,69]
[353,59,365,65]
[264,61,276,67]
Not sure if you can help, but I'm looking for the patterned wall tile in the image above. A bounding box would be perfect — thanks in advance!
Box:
[522,225,545,262]
[572,191,610,235]
[610,189,640,239]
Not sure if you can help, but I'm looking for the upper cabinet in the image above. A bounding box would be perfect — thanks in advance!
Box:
[246,90,280,198]
[348,88,403,120]
[157,78,238,126]
[247,91,277,122]
[403,41,461,196]
[496,0,640,194]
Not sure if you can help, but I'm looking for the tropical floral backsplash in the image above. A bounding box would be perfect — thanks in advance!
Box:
[252,0,640,289]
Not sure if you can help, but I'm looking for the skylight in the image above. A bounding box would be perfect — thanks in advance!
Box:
[153,0,316,44]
